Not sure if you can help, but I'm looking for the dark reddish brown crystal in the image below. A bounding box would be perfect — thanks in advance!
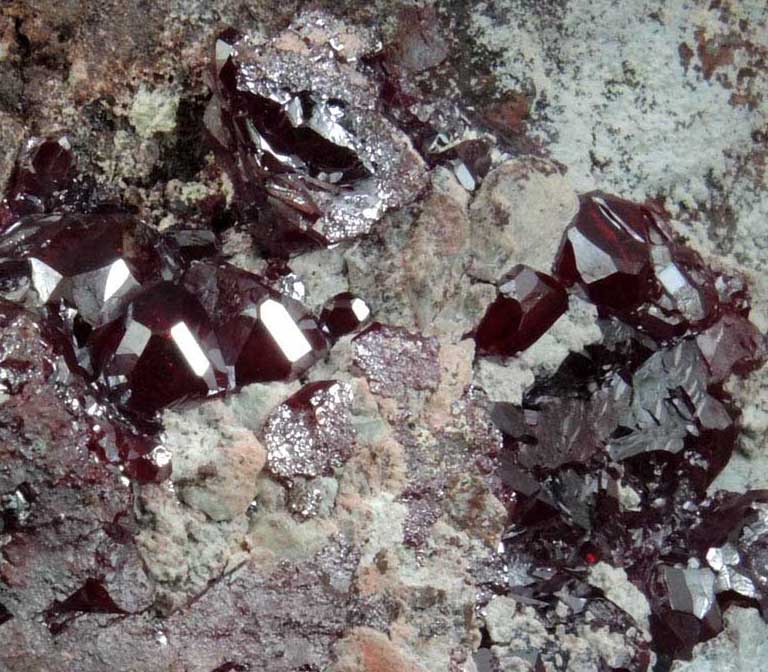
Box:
[319,292,371,340]
[0,213,163,326]
[205,19,426,256]
[2,136,77,224]
[182,261,327,387]
[553,192,722,342]
[89,281,229,415]
[474,265,567,356]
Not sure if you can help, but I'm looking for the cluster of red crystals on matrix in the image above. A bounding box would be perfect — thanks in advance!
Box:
[473,191,768,669]
[0,10,766,672]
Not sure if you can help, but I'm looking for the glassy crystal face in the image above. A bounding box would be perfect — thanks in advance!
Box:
[182,261,327,386]
[89,282,230,415]
[474,265,568,356]
[319,292,371,340]
[0,213,162,325]
[1,136,77,226]
[554,192,721,341]
[206,15,427,255]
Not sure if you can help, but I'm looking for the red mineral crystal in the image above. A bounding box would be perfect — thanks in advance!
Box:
[474,265,568,356]
[88,281,229,415]
[319,292,371,340]
[182,261,327,387]
[554,192,721,342]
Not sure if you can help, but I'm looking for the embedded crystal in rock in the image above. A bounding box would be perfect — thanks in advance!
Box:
[262,380,354,481]
[1,136,77,225]
[182,261,327,387]
[89,281,229,415]
[319,292,371,341]
[352,322,440,399]
[0,213,162,326]
[206,13,427,254]
[474,264,567,356]
[554,192,721,341]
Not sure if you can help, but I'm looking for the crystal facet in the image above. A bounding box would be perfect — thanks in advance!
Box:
[319,292,371,340]
[182,261,327,387]
[474,265,568,356]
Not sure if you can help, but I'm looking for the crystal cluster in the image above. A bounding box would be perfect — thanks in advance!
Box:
[0,135,329,457]
[480,189,768,665]
[0,11,767,671]
[205,12,427,256]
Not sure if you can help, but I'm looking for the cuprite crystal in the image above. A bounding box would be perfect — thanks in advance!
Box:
[553,192,720,341]
[205,14,427,255]
[182,261,327,387]
[319,292,371,340]
[88,281,229,415]
[1,136,77,225]
[474,265,568,356]
[0,212,162,326]
[262,380,354,482]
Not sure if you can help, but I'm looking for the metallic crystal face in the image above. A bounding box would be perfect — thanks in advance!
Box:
[91,282,230,415]
[182,261,327,388]
[553,192,724,341]
[263,380,354,481]
[663,566,717,620]
[0,213,159,326]
[206,12,427,253]
[319,292,372,340]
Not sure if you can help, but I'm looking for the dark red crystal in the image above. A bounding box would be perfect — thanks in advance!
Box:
[182,261,327,387]
[2,136,77,225]
[319,292,371,340]
[553,192,723,342]
[0,213,163,326]
[205,23,426,256]
[474,265,567,356]
[89,281,229,415]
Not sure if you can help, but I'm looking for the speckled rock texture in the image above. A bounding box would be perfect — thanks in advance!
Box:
[0,2,766,672]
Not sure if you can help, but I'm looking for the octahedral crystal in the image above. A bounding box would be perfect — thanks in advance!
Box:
[182,261,327,387]
[319,292,371,340]
[554,192,720,341]
[474,264,567,356]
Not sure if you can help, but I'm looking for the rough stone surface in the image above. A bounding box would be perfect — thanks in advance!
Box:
[469,157,578,282]
[1,1,767,671]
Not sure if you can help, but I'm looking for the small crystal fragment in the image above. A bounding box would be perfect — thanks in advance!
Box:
[262,380,354,481]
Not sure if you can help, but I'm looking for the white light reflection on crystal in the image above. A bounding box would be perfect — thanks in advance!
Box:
[170,322,211,377]
[350,298,370,322]
[103,258,133,302]
[260,298,312,362]
[29,258,63,302]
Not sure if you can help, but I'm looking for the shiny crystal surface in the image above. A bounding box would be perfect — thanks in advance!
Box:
[0,212,162,325]
[554,192,722,342]
[182,261,327,386]
[262,380,354,482]
[319,292,371,340]
[89,281,229,415]
[206,13,427,255]
[474,264,568,356]
[0,17,767,670]
[1,136,77,226]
